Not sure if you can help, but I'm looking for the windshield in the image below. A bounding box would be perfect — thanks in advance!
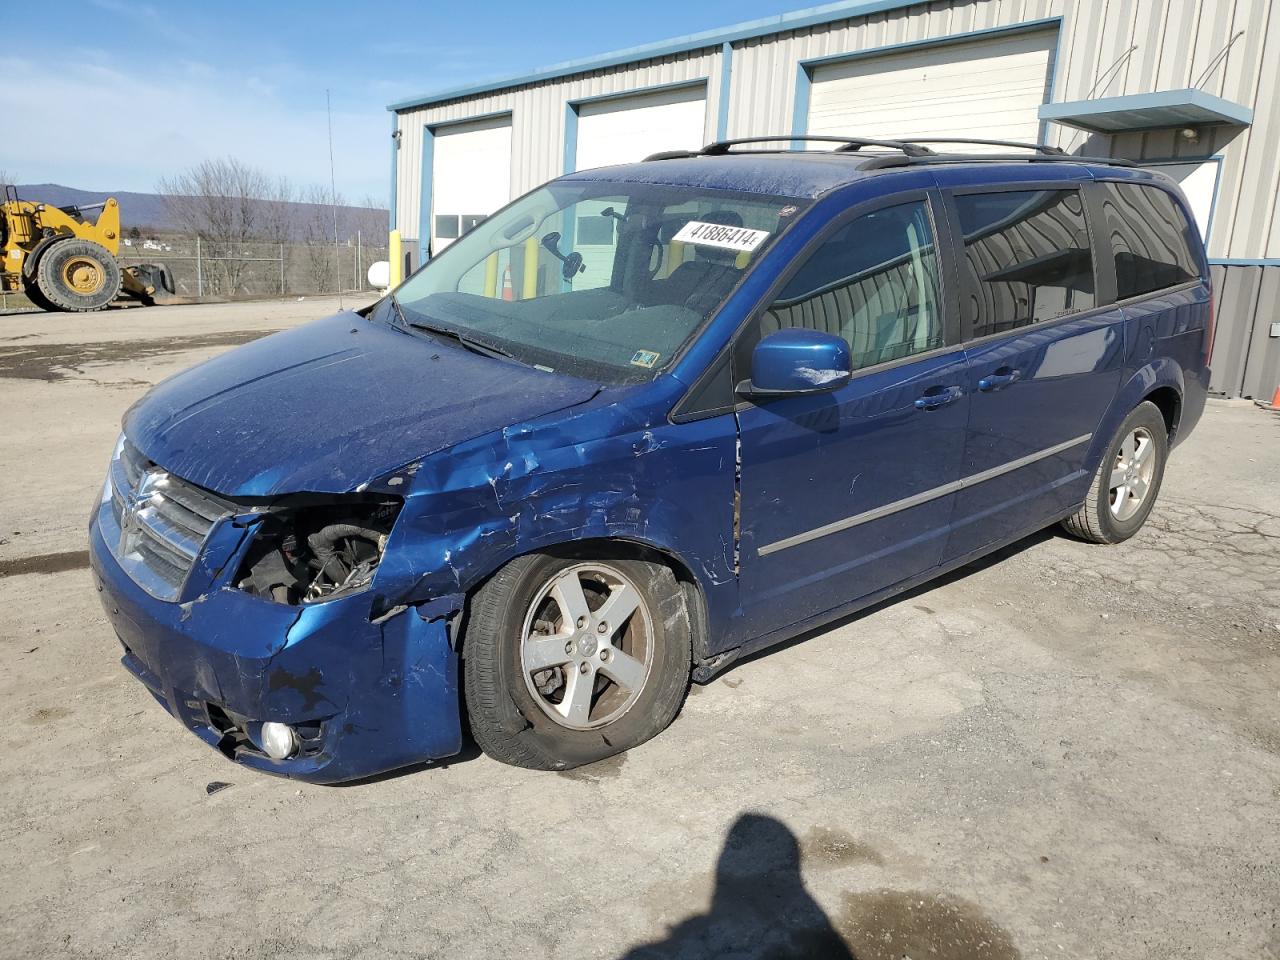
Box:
[393,180,809,382]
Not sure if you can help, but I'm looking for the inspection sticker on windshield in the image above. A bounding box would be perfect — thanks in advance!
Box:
[630,349,661,369]
[672,220,770,253]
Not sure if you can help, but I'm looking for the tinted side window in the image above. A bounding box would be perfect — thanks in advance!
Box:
[1098,182,1199,299]
[762,200,944,370]
[954,189,1095,338]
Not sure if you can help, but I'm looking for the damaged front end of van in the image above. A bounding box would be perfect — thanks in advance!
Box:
[88,306,618,782]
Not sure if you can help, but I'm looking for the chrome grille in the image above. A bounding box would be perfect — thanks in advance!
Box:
[102,440,238,601]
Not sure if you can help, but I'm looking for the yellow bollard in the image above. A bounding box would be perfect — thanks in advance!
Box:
[389,230,402,287]
[664,240,686,278]
[483,252,499,298]
[522,235,539,299]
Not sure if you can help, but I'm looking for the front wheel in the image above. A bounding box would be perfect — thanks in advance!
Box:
[1062,400,1168,544]
[21,276,57,312]
[463,553,691,769]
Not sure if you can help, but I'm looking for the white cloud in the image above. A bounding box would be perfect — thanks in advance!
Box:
[0,52,389,203]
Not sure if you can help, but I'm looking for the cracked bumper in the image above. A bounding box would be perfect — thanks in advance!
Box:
[89,516,463,783]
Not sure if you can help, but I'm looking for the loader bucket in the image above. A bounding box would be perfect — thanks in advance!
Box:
[121,262,180,305]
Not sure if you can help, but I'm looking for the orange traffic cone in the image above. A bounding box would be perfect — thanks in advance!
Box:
[1264,385,1280,410]
[501,267,513,301]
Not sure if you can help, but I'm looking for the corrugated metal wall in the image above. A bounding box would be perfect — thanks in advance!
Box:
[390,0,1279,397]
[394,48,722,239]
[725,0,1277,261]
[729,1,1059,140]
[1210,263,1280,398]
[1064,0,1279,263]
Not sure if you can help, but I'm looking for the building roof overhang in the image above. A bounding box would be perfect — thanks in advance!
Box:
[1038,88,1253,134]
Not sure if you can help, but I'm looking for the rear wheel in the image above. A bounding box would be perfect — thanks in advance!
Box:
[463,553,691,769]
[1062,401,1168,544]
[34,239,122,312]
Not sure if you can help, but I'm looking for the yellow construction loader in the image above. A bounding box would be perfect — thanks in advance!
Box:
[1,188,175,312]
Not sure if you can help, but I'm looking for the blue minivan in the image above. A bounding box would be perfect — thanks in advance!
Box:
[89,137,1211,781]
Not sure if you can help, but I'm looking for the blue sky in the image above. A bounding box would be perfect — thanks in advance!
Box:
[1,0,806,205]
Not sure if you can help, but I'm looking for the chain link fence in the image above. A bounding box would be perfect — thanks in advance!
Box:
[116,234,389,298]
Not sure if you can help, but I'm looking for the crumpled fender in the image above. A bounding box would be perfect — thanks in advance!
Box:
[367,388,740,651]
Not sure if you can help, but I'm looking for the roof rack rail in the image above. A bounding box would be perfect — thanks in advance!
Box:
[859,152,1135,170]
[895,137,1067,155]
[696,135,936,157]
[639,134,1131,170]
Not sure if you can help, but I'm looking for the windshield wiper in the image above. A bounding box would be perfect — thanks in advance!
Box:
[388,291,409,329]
[406,317,518,362]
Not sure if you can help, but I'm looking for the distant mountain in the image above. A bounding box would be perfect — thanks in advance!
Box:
[12,183,387,242]
[14,184,171,231]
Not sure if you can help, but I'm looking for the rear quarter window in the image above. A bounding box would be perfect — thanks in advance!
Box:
[1097,182,1200,300]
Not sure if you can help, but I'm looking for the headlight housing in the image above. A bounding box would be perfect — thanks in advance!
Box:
[97,432,126,509]
[233,497,402,605]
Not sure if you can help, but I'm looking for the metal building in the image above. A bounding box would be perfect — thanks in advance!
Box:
[387,0,1279,399]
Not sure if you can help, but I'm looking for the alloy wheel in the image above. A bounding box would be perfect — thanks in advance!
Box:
[1108,426,1157,521]
[519,563,653,730]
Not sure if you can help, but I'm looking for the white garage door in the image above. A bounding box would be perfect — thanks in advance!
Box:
[807,30,1057,147]
[572,87,708,287]
[431,115,512,254]
[574,85,707,171]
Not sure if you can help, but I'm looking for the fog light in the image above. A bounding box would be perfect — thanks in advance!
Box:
[260,721,298,760]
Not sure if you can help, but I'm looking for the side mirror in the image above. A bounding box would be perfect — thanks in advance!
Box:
[738,329,852,397]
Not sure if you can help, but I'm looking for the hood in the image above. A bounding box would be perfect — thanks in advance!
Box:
[124,311,601,497]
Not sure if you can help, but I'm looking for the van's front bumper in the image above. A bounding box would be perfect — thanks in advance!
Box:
[89,512,463,784]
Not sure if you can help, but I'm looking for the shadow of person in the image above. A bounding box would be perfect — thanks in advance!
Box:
[618,813,854,960]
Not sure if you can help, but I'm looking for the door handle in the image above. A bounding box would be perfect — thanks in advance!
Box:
[978,366,1021,392]
[914,385,963,411]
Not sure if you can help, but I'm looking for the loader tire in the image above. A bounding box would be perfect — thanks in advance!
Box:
[34,239,122,312]
[20,277,58,312]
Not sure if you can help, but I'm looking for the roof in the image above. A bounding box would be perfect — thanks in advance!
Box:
[557,152,1127,200]
[387,0,924,112]
[559,154,881,199]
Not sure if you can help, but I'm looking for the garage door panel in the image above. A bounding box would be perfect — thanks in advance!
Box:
[571,87,708,289]
[808,30,1057,146]
[575,86,707,172]
[431,116,512,253]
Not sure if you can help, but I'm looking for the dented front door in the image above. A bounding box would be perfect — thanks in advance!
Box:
[734,349,969,639]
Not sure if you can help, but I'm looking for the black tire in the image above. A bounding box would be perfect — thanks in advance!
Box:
[463,552,691,770]
[33,239,122,312]
[1062,400,1169,544]
[20,276,57,312]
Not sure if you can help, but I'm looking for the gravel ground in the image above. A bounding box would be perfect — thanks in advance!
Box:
[1,298,1277,960]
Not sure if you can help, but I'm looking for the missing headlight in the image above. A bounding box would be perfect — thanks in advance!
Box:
[234,498,401,604]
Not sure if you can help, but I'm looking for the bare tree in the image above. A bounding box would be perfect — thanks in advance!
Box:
[350,196,389,242]
[158,158,291,296]
[258,175,295,246]
[301,184,341,294]
[0,169,13,194]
